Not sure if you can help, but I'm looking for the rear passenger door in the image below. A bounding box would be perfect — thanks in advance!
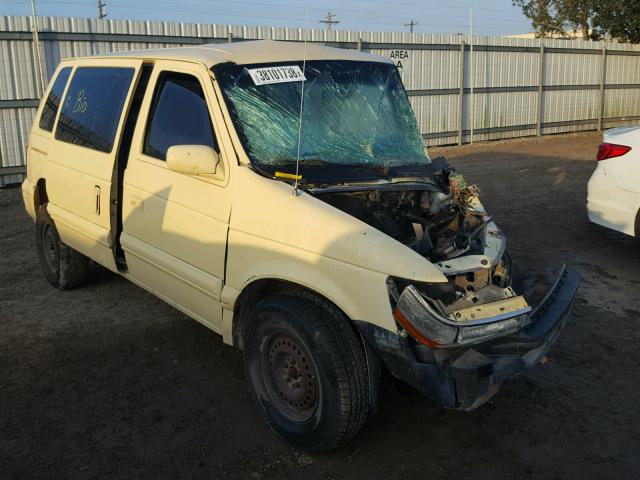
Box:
[43,59,143,271]
[121,62,232,332]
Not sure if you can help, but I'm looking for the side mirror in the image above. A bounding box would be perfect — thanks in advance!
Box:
[166,145,221,177]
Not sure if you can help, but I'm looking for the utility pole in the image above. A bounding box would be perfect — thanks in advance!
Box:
[98,0,107,19]
[469,8,475,144]
[404,20,418,33]
[320,12,339,31]
[30,0,45,95]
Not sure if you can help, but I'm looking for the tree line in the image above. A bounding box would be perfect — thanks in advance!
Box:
[514,1,640,43]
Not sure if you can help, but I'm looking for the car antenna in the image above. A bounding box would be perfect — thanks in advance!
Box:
[292,0,310,197]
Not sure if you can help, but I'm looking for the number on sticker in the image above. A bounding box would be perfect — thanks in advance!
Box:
[248,66,306,86]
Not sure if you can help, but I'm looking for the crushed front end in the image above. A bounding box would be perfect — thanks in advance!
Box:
[314,160,580,410]
[357,264,579,410]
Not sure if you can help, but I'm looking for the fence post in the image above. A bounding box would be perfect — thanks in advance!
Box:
[357,37,362,51]
[457,41,465,146]
[598,46,607,131]
[536,45,545,136]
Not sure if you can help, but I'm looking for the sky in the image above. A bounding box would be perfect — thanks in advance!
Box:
[0,0,533,37]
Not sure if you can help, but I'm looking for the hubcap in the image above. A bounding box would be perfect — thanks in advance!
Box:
[265,333,318,421]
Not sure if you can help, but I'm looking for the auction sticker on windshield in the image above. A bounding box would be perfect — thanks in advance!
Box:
[248,66,306,85]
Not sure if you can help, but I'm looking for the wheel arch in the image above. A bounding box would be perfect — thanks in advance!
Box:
[232,278,351,349]
[231,277,381,413]
[33,178,49,213]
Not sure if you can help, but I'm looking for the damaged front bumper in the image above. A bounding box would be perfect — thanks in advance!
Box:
[357,265,580,411]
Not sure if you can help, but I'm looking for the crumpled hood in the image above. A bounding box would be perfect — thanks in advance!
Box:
[230,167,447,283]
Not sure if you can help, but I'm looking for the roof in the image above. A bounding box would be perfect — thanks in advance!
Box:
[98,39,392,67]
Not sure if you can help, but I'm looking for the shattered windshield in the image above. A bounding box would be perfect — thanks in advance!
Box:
[214,60,429,179]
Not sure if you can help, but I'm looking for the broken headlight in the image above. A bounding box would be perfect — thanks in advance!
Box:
[391,283,530,348]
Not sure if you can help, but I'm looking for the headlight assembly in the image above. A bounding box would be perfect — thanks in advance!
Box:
[392,284,531,348]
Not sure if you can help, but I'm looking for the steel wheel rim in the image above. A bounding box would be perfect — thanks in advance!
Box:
[42,224,58,272]
[263,332,319,422]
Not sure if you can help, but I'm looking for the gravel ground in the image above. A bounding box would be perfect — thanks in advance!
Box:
[1,131,639,479]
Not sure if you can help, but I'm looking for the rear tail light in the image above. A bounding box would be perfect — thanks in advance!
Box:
[597,142,631,161]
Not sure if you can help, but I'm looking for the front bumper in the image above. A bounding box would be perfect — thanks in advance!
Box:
[357,265,580,411]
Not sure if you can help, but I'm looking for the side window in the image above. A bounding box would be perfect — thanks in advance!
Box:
[55,67,134,153]
[39,67,72,132]
[144,72,217,161]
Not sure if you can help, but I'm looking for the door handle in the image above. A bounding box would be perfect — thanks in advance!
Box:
[94,185,101,215]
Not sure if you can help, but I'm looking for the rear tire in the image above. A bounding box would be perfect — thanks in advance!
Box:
[36,205,88,289]
[242,293,370,451]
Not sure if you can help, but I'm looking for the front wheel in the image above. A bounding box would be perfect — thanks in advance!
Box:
[242,293,370,451]
[35,206,88,289]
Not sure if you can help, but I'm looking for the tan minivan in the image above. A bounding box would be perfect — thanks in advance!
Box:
[21,40,579,451]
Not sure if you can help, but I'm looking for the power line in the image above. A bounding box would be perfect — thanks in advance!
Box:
[4,0,533,35]
[7,0,526,21]
[404,19,418,33]
[319,11,339,31]
[97,0,107,19]
[7,0,525,24]
[104,0,527,27]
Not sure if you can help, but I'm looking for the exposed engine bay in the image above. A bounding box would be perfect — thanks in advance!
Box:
[312,163,531,331]
[314,169,485,263]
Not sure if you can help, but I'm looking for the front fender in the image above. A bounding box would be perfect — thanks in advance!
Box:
[229,167,447,284]
[224,228,397,334]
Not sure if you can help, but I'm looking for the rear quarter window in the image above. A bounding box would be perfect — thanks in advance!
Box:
[55,67,134,153]
[38,67,72,132]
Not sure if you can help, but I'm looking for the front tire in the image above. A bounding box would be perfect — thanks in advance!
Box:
[35,206,88,289]
[242,293,370,451]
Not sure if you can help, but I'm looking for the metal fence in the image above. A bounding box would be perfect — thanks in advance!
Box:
[2,14,640,186]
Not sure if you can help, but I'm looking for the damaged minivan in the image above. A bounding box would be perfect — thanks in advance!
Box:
[22,40,579,451]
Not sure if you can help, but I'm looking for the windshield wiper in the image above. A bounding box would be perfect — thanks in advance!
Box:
[269,159,335,166]
[336,163,391,176]
[268,160,390,177]
[260,158,437,183]
[388,162,435,174]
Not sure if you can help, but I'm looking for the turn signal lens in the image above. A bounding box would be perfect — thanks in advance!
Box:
[597,143,631,161]
[393,308,443,348]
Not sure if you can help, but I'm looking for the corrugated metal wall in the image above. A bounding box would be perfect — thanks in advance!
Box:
[2,15,640,185]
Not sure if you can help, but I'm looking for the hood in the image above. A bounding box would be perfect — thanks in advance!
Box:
[230,167,447,283]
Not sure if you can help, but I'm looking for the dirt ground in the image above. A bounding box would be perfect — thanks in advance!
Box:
[2,131,639,479]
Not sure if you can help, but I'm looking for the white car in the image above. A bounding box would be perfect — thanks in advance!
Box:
[587,126,640,237]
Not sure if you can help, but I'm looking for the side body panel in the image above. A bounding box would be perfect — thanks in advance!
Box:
[222,167,448,338]
[587,163,640,237]
[587,127,640,237]
[602,126,640,194]
[25,58,144,271]
[23,63,71,222]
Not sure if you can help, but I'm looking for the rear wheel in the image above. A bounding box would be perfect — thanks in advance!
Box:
[36,206,88,289]
[242,293,370,451]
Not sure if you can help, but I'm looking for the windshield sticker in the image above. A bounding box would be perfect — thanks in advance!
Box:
[248,66,306,86]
